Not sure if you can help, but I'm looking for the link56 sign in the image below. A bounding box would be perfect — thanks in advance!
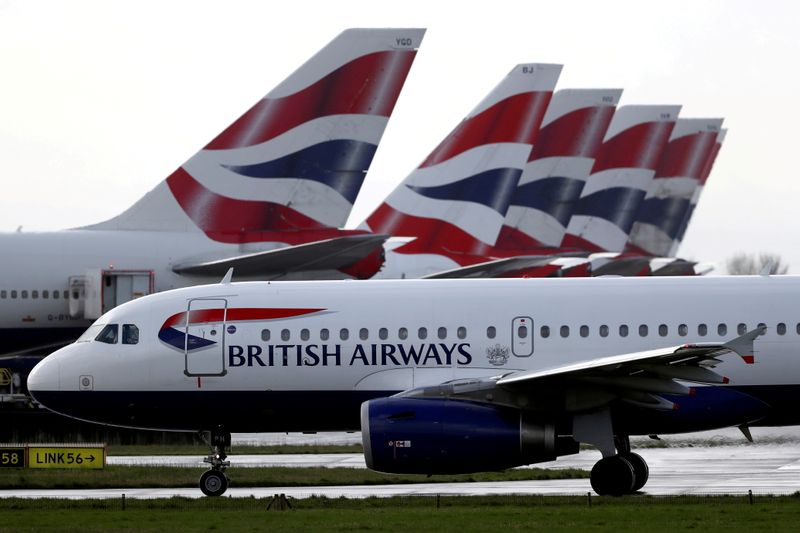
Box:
[28,447,105,469]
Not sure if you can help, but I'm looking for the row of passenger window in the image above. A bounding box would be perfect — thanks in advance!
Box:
[260,321,800,343]
[537,321,800,339]
[262,325,472,342]
[0,289,69,300]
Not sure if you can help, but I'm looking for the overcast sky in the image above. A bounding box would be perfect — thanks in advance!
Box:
[2,0,798,273]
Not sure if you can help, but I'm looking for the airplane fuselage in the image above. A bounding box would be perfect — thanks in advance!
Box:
[28,275,800,434]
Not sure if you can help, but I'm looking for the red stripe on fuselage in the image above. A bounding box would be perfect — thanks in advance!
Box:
[162,307,325,329]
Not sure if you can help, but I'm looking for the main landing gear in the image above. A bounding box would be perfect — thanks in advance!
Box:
[200,426,231,497]
[589,437,649,496]
[573,408,650,496]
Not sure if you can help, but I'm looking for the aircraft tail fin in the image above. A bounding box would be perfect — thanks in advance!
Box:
[561,104,680,253]
[86,28,425,243]
[626,118,724,257]
[363,63,562,263]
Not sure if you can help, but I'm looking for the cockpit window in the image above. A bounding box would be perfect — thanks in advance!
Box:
[77,323,105,343]
[122,324,139,345]
[96,324,119,344]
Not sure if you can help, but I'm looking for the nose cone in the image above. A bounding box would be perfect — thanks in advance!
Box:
[27,354,61,401]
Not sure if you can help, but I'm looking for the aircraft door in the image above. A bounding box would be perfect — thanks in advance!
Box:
[512,316,534,357]
[184,298,228,377]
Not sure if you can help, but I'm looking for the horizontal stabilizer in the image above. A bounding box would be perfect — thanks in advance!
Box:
[173,234,388,278]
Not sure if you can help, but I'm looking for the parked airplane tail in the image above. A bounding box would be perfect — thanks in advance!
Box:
[362,63,562,264]
[626,118,724,257]
[86,28,424,243]
[495,88,622,251]
[669,128,727,256]
[561,105,681,253]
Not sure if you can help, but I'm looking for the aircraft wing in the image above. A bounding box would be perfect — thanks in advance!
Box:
[403,327,765,412]
[421,254,582,279]
[172,234,388,279]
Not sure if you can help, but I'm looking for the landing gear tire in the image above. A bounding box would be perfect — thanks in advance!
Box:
[590,455,636,496]
[200,469,228,497]
[621,452,649,492]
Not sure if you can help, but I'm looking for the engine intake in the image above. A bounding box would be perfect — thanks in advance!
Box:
[361,397,574,475]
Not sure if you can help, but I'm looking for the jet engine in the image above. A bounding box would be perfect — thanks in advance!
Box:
[360,397,577,475]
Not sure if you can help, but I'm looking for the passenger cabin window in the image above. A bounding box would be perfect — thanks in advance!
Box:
[619,325,629,337]
[122,324,139,345]
[0,291,5,298]
[580,325,589,338]
[560,325,569,338]
[359,328,368,341]
[96,324,119,344]
[758,322,766,331]
[658,324,668,337]
[518,324,528,339]
[301,329,310,341]
[32,290,38,299]
[281,329,290,341]
[777,323,786,335]
[718,323,727,336]
[678,324,688,336]
[339,328,349,341]
[379,328,388,340]
[486,326,496,339]
[320,328,329,341]
[738,323,747,335]
[540,325,550,338]
[21,290,28,299]
[457,326,467,340]
[797,323,800,335]
[437,327,447,340]
[398,327,408,340]
[261,329,271,342]
[42,290,49,299]
[418,327,427,340]
[63,290,69,299]
[53,290,59,299]
[698,324,708,336]
[10,291,16,299]
[639,324,648,337]
[599,325,609,338]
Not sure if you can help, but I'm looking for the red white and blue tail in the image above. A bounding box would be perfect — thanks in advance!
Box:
[363,63,562,263]
[561,105,680,252]
[626,118,724,257]
[87,28,424,242]
[669,128,727,256]
[495,88,622,250]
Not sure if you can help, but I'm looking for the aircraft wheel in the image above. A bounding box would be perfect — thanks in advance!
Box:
[200,469,228,497]
[590,455,635,496]
[621,452,649,492]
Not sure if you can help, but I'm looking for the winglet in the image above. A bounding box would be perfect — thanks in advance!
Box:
[759,261,773,276]
[221,268,234,285]
[724,326,766,364]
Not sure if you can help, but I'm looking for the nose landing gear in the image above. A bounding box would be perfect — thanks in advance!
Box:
[200,426,231,497]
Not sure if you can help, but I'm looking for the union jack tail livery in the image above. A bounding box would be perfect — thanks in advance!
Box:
[87,28,424,243]
[363,63,562,269]
[561,105,680,253]
[495,88,622,251]
[626,118,724,257]
[670,128,727,256]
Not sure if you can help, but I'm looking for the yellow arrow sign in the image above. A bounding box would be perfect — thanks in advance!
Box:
[28,447,105,469]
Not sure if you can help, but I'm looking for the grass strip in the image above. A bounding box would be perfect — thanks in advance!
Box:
[0,465,588,490]
[1,495,800,533]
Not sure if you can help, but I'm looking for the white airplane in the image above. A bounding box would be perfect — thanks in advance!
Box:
[0,28,423,356]
[28,273,796,497]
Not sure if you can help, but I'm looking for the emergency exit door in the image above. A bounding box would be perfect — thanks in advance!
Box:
[512,316,534,357]
[184,298,228,377]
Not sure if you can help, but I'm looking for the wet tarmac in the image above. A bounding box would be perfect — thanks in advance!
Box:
[4,444,800,499]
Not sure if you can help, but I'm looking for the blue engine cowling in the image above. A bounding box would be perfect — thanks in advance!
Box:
[361,397,572,475]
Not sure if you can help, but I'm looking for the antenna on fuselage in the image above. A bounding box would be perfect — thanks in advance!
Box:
[221,268,234,284]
